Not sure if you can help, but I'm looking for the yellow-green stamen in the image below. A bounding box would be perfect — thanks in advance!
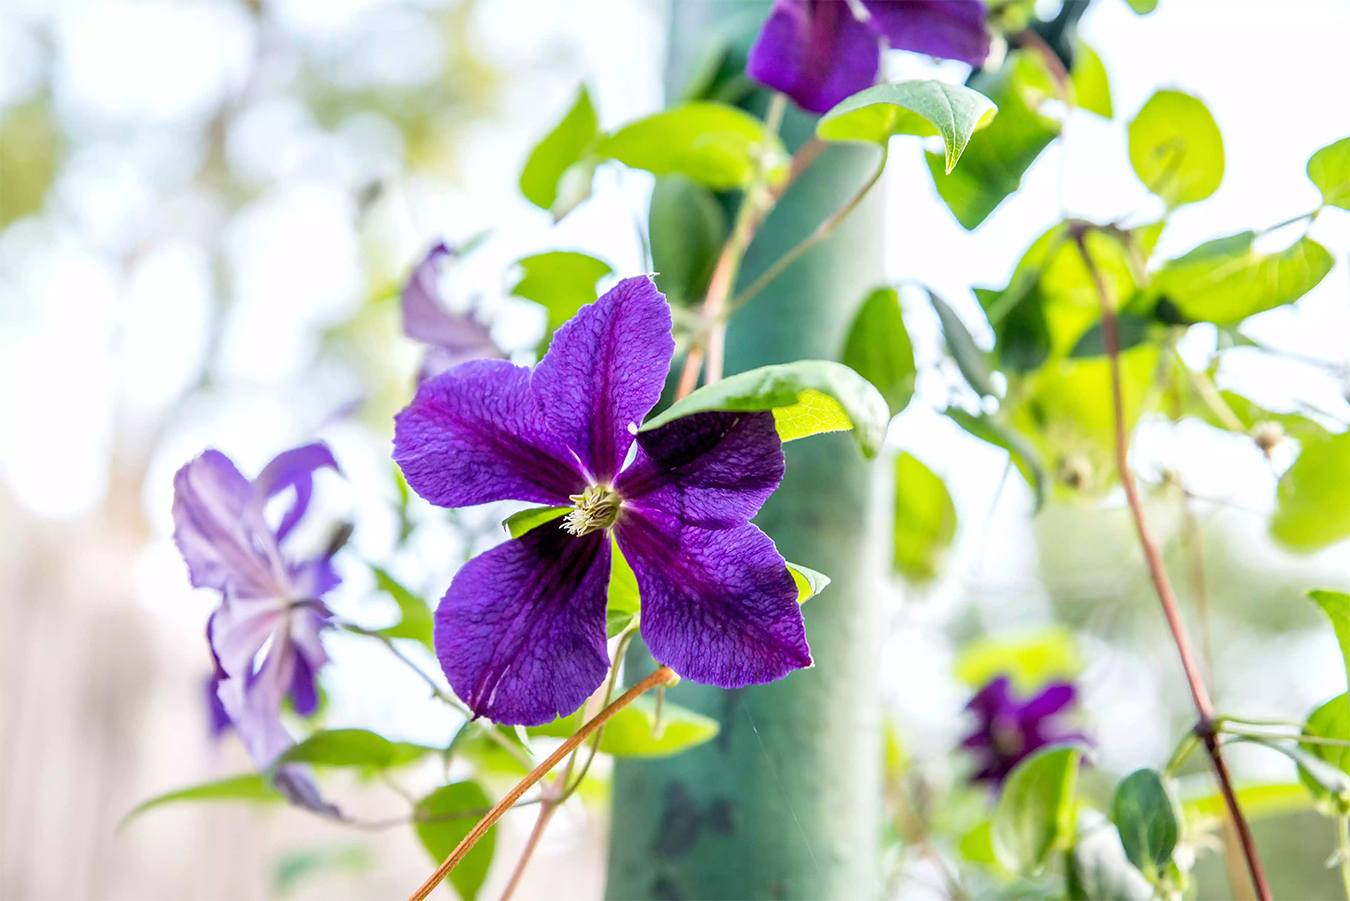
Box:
[563,484,621,536]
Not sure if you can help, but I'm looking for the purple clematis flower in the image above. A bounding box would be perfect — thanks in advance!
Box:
[173,443,342,810]
[961,674,1085,787]
[403,242,504,382]
[393,276,810,726]
[747,0,992,114]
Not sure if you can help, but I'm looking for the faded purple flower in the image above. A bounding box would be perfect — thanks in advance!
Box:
[961,675,1084,787]
[393,276,810,726]
[403,242,504,382]
[746,0,992,114]
[173,443,341,811]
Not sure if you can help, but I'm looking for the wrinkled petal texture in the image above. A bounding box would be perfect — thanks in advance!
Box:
[402,242,501,361]
[617,411,785,529]
[532,276,675,482]
[861,0,991,66]
[173,450,280,598]
[434,523,612,725]
[254,443,339,541]
[616,511,809,688]
[747,0,880,115]
[395,359,585,508]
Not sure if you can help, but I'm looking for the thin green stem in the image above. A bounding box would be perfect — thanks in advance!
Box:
[1165,731,1202,778]
[1257,207,1320,236]
[1176,350,1246,433]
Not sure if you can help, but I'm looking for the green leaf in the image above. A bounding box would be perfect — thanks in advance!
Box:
[510,251,613,350]
[532,696,719,758]
[0,100,61,228]
[503,505,569,538]
[840,287,915,417]
[816,79,997,173]
[975,282,1050,374]
[1125,0,1158,12]
[519,85,599,218]
[787,562,831,603]
[958,821,999,867]
[1234,734,1350,811]
[641,360,890,458]
[274,729,436,770]
[1110,769,1179,876]
[607,538,641,637]
[892,453,957,583]
[1310,591,1350,692]
[649,175,728,307]
[1308,136,1350,210]
[1070,42,1112,119]
[945,408,1049,513]
[1271,432,1350,550]
[371,566,434,651]
[928,290,996,397]
[596,102,785,189]
[1299,693,1350,815]
[1068,314,1153,358]
[1067,813,1154,901]
[1149,231,1333,325]
[1128,90,1223,206]
[955,627,1081,694]
[120,774,281,827]
[1181,781,1311,822]
[415,781,496,901]
[992,745,1083,875]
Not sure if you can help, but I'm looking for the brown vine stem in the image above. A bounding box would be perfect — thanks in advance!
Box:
[405,666,676,901]
[1072,226,1271,900]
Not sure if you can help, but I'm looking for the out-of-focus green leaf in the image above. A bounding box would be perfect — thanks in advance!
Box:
[929,290,996,397]
[510,251,612,350]
[372,566,434,651]
[1271,432,1350,550]
[0,100,61,227]
[1298,693,1350,815]
[959,821,1000,867]
[649,175,728,307]
[272,846,372,897]
[1308,136,1350,210]
[607,538,641,637]
[787,562,830,604]
[816,79,997,172]
[1128,90,1223,206]
[597,102,785,189]
[1067,812,1153,901]
[927,54,1060,229]
[1181,781,1310,822]
[975,281,1050,374]
[1068,314,1153,358]
[532,696,718,758]
[1310,591,1350,692]
[1070,42,1112,118]
[1125,0,1158,13]
[841,287,915,417]
[642,361,890,458]
[503,505,570,538]
[120,774,281,827]
[1110,769,1179,876]
[519,85,599,219]
[992,746,1083,875]
[955,627,1082,693]
[1148,232,1333,325]
[892,453,957,583]
[274,729,436,770]
[945,408,1048,513]
[1235,734,1350,813]
[415,781,495,901]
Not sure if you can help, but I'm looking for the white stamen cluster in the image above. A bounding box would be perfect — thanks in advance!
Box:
[563,484,621,536]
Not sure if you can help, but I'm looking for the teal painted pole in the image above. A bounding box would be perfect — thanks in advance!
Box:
[606,3,885,898]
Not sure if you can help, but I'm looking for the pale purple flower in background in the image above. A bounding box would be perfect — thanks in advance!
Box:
[960,674,1086,788]
[393,276,810,726]
[403,242,504,382]
[746,0,992,114]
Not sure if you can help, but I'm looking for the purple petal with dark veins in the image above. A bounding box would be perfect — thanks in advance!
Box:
[746,0,881,115]
[394,359,585,509]
[615,411,784,529]
[861,0,991,66]
[433,523,611,725]
[402,242,501,365]
[172,450,281,598]
[615,510,810,688]
[531,276,675,482]
[254,443,339,541]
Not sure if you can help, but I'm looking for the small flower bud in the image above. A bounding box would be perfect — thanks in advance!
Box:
[1058,455,1093,491]
[1252,421,1284,457]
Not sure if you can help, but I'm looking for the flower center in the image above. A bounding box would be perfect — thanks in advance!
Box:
[563,484,621,536]
[991,715,1026,758]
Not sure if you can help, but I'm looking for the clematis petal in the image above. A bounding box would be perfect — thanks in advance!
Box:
[615,411,784,529]
[616,511,810,688]
[434,523,611,725]
[1019,681,1076,722]
[531,276,675,482]
[403,243,502,378]
[395,359,585,508]
[253,443,339,542]
[173,450,281,598]
[965,675,1013,719]
[746,0,881,115]
[208,595,287,682]
[861,0,991,67]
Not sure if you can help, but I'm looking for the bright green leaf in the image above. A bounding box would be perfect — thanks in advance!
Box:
[503,505,569,538]
[120,774,281,827]
[532,696,718,758]
[1181,781,1311,822]
[641,360,890,458]
[1070,42,1112,119]
[892,453,957,583]
[372,566,434,651]
[816,79,997,172]
[607,538,641,637]
[958,821,999,867]
[596,102,785,189]
[1311,591,1350,692]
[510,251,612,350]
[1128,90,1223,206]
[955,627,1082,694]
[649,175,728,307]
[840,287,915,417]
[1298,693,1350,815]
[519,85,599,218]
[1308,136,1350,209]
[1271,432,1350,550]
[415,781,496,901]
[945,408,1049,513]
[1110,769,1179,876]
[274,729,435,770]
[992,745,1083,875]
[1125,0,1158,12]
[928,290,996,398]
[787,561,831,603]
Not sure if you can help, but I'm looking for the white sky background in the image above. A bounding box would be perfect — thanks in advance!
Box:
[1,0,1350,845]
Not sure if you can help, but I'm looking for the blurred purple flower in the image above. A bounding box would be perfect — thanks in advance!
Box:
[403,242,504,382]
[173,443,341,812]
[394,276,810,726]
[961,675,1084,787]
[746,0,992,114]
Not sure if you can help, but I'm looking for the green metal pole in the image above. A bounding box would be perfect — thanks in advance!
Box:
[606,4,884,898]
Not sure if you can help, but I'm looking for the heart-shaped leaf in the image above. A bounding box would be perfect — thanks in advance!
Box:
[1128,90,1223,206]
